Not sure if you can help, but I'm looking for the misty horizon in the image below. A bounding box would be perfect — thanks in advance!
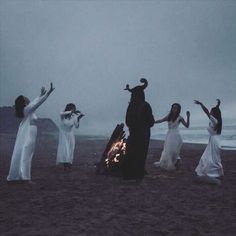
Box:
[0,0,235,136]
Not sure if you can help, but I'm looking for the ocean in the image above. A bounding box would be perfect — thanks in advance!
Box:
[151,125,236,150]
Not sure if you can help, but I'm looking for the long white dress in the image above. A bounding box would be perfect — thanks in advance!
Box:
[7,94,50,181]
[56,112,80,165]
[154,116,183,170]
[195,115,224,178]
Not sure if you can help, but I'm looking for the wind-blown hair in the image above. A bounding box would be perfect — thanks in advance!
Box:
[168,103,181,122]
[15,95,26,118]
[211,99,222,134]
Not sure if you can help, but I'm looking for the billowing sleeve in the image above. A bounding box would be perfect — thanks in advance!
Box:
[24,93,49,116]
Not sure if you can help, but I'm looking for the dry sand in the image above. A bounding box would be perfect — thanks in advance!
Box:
[0,133,236,236]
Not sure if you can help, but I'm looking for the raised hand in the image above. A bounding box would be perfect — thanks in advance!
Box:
[48,82,55,95]
[194,100,201,105]
[194,100,210,117]
[80,113,85,117]
[186,111,190,117]
[124,84,131,91]
[78,113,84,120]
[40,87,46,96]
[74,110,82,114]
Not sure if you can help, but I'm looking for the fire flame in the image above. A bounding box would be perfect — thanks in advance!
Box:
[105,139,126,167]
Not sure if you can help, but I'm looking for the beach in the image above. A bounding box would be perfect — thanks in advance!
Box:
[0,133,236,236]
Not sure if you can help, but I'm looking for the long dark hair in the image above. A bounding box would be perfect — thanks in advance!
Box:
[211,99,222,134]
[64,103,76,119]
[168,103,181,122]
[15,95,26,118]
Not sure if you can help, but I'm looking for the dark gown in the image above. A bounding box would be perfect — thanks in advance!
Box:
[123,101,155,180]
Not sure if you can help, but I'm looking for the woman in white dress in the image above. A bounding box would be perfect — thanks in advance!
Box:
[154,103,190,171]
[194,99,223,179]
[7,83,55,181]
[56,103,84,170]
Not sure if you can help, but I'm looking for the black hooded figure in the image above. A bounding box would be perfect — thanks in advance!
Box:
[123,78,155,180]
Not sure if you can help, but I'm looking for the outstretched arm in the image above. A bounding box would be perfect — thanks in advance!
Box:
[180,111,190,128]
[154,115,169,124]
[60,111,72,119]
[24,82,55,115]
[194,100,210,118]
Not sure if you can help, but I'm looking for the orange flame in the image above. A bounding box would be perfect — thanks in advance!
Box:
[105,139,126,167]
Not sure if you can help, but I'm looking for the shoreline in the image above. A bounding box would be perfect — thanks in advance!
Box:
[1,132,236,152]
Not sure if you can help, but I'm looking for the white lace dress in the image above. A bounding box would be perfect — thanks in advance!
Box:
[195,115,224,178]
[154,116,183,170]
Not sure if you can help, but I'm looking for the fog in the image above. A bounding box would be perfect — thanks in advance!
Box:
[0,0,236,135]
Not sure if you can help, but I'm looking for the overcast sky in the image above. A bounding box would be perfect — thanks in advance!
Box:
[0,0,236,135]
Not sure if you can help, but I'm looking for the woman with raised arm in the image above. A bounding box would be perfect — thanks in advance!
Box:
[154,103,190,170]
[7,83,55,181]
[56,103,84,170]
[194,99,223,179]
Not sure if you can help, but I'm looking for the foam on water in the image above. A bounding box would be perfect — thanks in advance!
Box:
[151,125,236,151]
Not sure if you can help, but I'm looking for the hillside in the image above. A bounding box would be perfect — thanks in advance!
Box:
[0,106,58,134]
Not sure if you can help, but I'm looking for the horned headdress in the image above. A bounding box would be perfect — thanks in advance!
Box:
[124,78,148,103]
[124,78,148,93]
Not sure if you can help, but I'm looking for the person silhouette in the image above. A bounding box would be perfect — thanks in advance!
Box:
[123,78,155,182]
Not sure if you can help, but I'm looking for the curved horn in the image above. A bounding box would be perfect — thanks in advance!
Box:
[124,84,132,92]
[140,78,148,89]
[216,99,221,108]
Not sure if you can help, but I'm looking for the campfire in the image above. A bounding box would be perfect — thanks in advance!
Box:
[96,123,126,175]
[105,139,126,168]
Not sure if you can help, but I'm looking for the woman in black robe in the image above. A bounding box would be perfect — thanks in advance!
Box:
[123,78,155,181]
